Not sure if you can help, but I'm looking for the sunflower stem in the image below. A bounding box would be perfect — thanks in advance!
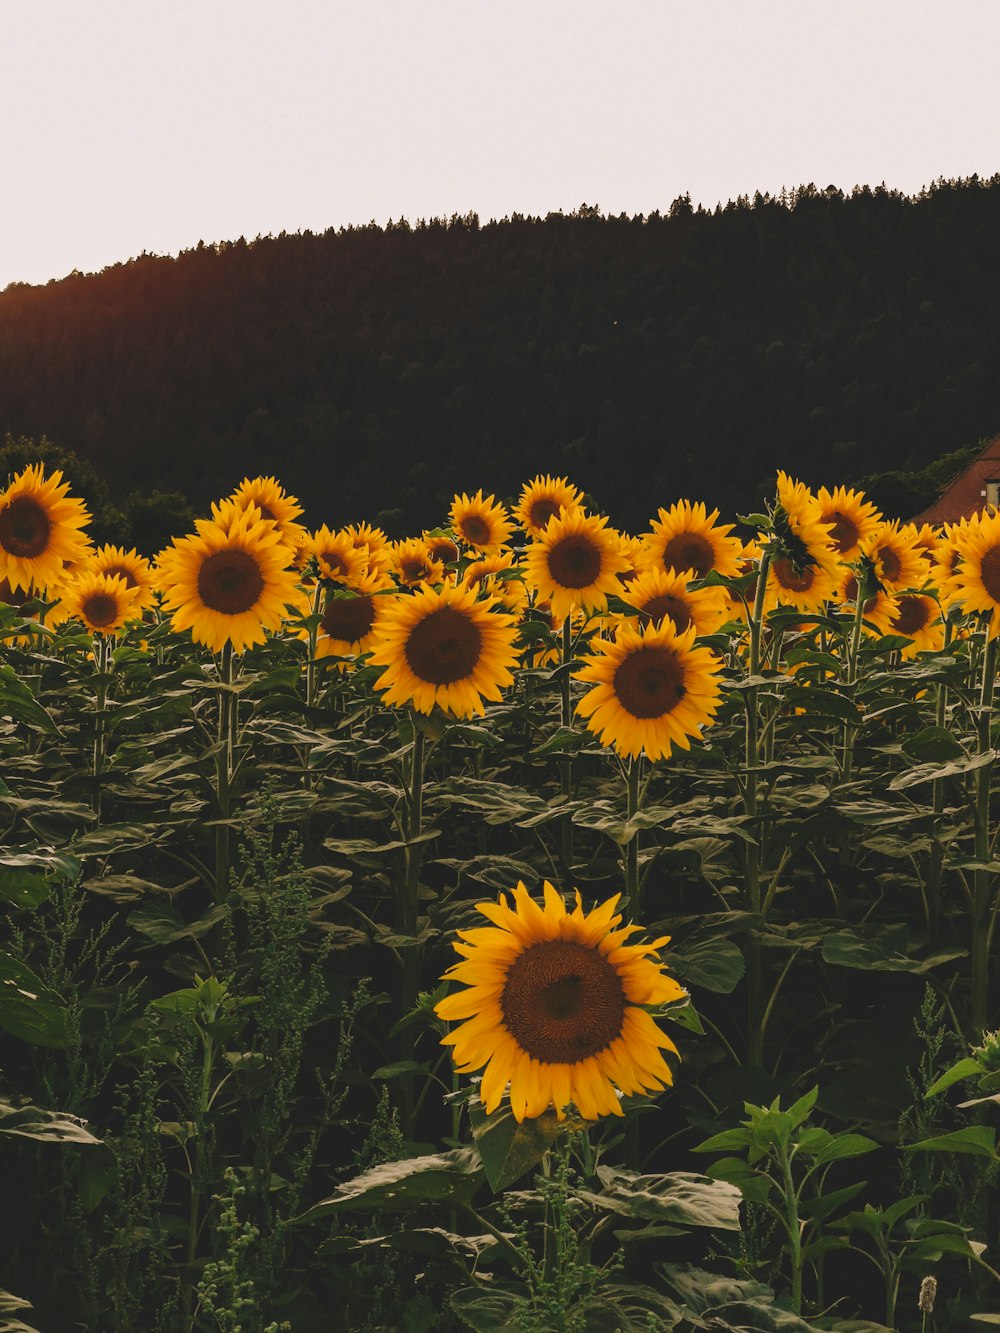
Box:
[743,547,771,1069]
[213,641,234,905]
[926,613,953,935]
[971,627,997,1037]
[400,719,427,1138]
[840,577,867,784]
[559,615,575,872]
[623,755,642,919]
[91,633,111,825]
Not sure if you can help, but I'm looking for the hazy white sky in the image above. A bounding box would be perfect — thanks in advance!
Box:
[2,0,998,289]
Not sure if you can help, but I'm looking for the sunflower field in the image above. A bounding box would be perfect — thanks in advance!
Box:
[1,465,999,1332]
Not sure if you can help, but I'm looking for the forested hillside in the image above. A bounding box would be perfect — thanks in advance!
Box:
[1,176,998,538]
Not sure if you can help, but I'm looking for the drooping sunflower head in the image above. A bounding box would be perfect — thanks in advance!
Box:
[390,537,445,589]
[643,500,743,582]
[368,581,519,717]
[574,617,724,761]
[449,490,515,553]
[772,473,839,574]
[514,475,585,538]
[229,476,307,548]
[814,485,882,559]
[523,509,628,622]
[890,593,944,658]
[0,464,92,593]
[60,572,141,635]
[435,881,685,1122]
[860,520,929,596]
[82,545,157,613]
[621,566,729,638]
[158,507,301,653]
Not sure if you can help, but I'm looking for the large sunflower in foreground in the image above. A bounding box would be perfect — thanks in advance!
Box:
[449,491,515,552]
[158,508,300,653]
[369,581,518,716]
[944,510,1000,636]
[523,509,628,622]
[815,485,882,560]
[514,475,584,538]
[435,881,684,1122]
[574,618,723,760]
[60,572,141,635]
[0,464,92,593]
[643,500,742,581]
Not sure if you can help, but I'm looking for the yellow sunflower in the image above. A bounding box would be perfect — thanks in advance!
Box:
[423,530,461,566]
[814,485,882,560]
[931,516,978,607]
[834,570,898,636]
[944,510,1000,636]
[390,537,445,588]
[369,581,519,717]
[615,534,650,588]
[343,521,393,577]
[60,572,141,635]
[643,500,743,581]
[523,509,628,622]
[449,490,515,553]
[0,464,92,593]
[83,545,157,613]
[314,570,390,660]
[773,473,840,569]
[889,594,945,658]
[229,475,307,547]
[574,618,723,760]
[514,475,584,538]
[621,566,729,637]
[765,552,841,614]
[303,525,369,586]
[861,520,929,596]
[158,507,300,653]
[461,551,528,615]
[435,881,684,1122]
[908,522,940,564]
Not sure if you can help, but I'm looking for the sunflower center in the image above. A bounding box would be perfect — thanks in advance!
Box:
[430,538,460,564]
[824,511,858,553]
[613,646,686,719]
[319,549,348,576]
[501,939,626,1063]
[197,550,265,615]
[892,596,931,635]
[103,562,138,588]
[400,558,428,583]
[0,497,51,559]
[773,557,816,593]
[660,532,714,578]
[405,606,482,684]
[460,514,491,546]
[980,547,1000,603]
[529,498,560,530]
[82,592,119,628]
[878,546,901,582]
[322,593,375,643]
[547,534,602,589]
[638,593,692,633]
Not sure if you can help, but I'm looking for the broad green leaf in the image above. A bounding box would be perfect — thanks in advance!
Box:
[786,1085,819,1128]
[671,937,745,993]
[926,1057,984,1097]
[0,1098,101,1144]
[798,1180,867,1222]
[692,1128,753,1153]
[579,1167,741,1230]
[808,1133,879,1165]
[904,1126,997,1159]
[0,664,61,735]
[449,1287,530,1331]
[889,750,994,790]
[470,1102,565,1192]
[299,1147,484,1218]
[901,726,966,762]
[0,953,66,1047]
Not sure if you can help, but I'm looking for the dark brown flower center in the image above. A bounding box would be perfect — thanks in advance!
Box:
[529,498,561,530]
[404,606,482,684]
[878,545,901,582]
[0,497,51,559]
[773,557,816,593]
[322,593,376,644]
[660,532,714,578]
[892,596,931,636]
[980,546,1000,602]
[501,939,626,1064]
[547,534,602,589]
[197,549,265,615]
[824,510,858,554]
[319,548,349,576]
[460,513,491,546]
[613,645,686,718]
[103,562,138,588]
[400,558,429,583]
[428,538,460,564]
[638,593,692,632]
[82,592,119,628]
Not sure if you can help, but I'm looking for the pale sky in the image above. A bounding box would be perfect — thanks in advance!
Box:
[2,0,999,290]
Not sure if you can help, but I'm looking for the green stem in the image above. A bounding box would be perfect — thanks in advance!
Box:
[744,548,771,1069]
[972,629,997,1037]
[400,721,427,1138]
[559,615,575,872]
[213,641,234,904]
[841,583,866,783]
[780,1147,803,1316]
[926,616,953,934]
[623,756,642,917]
[92,633,110,824]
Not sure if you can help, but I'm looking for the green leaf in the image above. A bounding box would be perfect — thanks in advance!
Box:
[808,1133,879,1165]
[821,924,959,974]
[449,1287,529,1332]
[0,953,66,1048]
[470,1102,565,1192]
[889,750,994,790]
[692,1128,754,1153]
[579,1167,741,1230]
[299,1147,484,1219]
[798,1180,867,1222]
[0,1097,101,1144]
[904,1126,997,1159]
[925,1057,984,1097]
[0,664,61,735]
[671,937,746,993]
[901,726,966,762]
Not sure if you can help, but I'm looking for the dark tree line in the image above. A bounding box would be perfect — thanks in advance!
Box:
[1,176,998,539]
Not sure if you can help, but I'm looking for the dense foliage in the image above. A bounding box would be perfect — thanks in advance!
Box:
[1,465,999,1331]
[1,177,1000,534]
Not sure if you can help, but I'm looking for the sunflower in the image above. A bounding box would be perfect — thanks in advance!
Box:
[944,510,1000,636]
[303,525,368,586]
[390,537,445,589]
[158,507,300,653]
[60,572,141,635]
[890,594,945,658]
[462,551,528,615]
[449,490,515,553]
[230,476,307,547]
[835,570,898,636]
[621,566,729,638]
[343,521,393,577]
[514,475,584,538]
[765,552,841,614]
[369,581,519,717]
[643,500,742,581]
[931,516,979,607]
[615,534,649,588]
[523,510,628,622]
[574,618,723,760]
[861,520,928,596]
[772,473,840,569]
[908,522,940,564]
[83,545,157,613]
[435,881,684,1122]
[0,464,92,593]
[814,485,882,560]
[423,530,461,566]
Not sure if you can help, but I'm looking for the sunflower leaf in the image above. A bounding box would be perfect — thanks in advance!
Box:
[0,1097,101,1144]
[581,1168,741,1230]
[470,1102,565,1192]
[297,1147,484,1220]
[0,952,66,1048]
